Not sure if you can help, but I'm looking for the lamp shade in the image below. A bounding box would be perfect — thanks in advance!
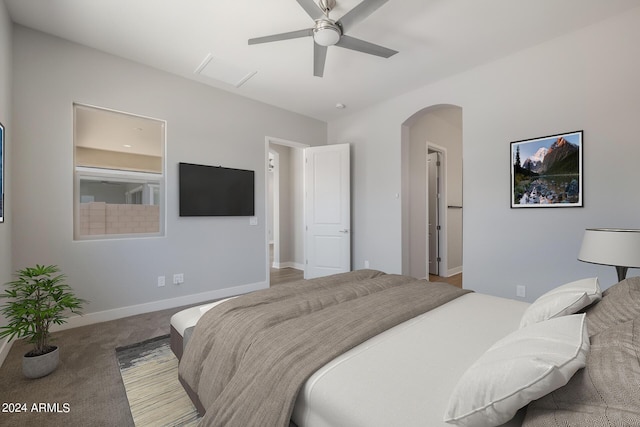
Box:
[578,228,640,268]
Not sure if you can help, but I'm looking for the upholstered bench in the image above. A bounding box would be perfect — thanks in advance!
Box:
[169,297,236,360]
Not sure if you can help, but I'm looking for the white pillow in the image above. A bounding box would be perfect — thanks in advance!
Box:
[519,277,601,328]
[444,314,589,427]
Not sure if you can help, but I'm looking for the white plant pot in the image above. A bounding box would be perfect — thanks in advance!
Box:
[22,346,59,379]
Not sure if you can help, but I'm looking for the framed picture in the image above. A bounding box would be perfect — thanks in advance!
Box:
[0,121,3,222]
[511,130,583,208]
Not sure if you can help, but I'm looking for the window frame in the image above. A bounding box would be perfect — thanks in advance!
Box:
[73,104,167,241]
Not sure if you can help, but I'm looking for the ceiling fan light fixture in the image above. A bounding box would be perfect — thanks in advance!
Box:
[248,0,396,77]
[313,20,341,46]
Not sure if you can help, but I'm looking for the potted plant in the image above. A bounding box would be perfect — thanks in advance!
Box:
[0,264,86,378]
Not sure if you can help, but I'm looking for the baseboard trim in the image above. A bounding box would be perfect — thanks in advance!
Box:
[447,266,463,277]
[0,281,268,369]
[0,338,13,368]
[274,262,304,270]
[50,280,268,333]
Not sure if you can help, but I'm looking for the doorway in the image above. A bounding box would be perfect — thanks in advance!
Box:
[401,105,463,280]
[265,139,352,285]
[265,137,307,286]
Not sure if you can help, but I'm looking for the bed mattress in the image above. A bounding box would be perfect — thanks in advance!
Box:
[170,291,529,426]
[291,293,529,427]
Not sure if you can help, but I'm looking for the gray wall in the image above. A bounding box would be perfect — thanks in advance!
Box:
[10,26,326,318]
[0,1,12,360]
[330,6,640,301]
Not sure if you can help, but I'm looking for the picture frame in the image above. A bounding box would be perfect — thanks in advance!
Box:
[511,130,583,208]
[0,121,3,222]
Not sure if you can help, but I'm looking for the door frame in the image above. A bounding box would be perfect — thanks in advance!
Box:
[268,149,280,267]
[264,136,309,286]
[427,150,440,276]
[427,142,448,277]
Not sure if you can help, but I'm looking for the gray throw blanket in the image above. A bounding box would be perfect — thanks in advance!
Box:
[179,270,470,427]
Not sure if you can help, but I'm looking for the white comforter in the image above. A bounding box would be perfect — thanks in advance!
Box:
[292,293,529,427]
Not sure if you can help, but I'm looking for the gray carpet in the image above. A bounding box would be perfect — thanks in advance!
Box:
[0,306,187,427]
[0,271,303,427]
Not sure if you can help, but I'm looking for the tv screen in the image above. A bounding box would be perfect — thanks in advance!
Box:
[179,162,255,216]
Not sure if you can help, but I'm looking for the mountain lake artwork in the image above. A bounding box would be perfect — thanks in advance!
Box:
[511,130,583,208]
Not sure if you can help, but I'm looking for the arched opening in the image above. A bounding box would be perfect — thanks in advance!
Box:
[401,104,463,283]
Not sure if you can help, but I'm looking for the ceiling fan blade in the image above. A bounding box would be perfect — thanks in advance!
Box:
[335,35,397,58]
[313,43,328,77]
[248,28,313,45]
[296,0,325,21]
[336,0,389,34]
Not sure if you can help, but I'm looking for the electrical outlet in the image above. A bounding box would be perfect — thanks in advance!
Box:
[173,273,184,285]
[516,285,526,298]
[364,260,370,268]
[157,276,165,287]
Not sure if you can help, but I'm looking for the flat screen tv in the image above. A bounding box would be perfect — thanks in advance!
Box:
[179,162,255,217]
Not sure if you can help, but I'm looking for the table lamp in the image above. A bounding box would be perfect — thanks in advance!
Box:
[578,228,640,282]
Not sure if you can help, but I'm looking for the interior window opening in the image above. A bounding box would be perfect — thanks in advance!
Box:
[73,104,166,239]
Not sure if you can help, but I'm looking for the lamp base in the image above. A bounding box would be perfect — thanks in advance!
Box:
[615,266,628,282]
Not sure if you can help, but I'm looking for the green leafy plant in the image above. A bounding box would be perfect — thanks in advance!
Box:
[0,265,86,356]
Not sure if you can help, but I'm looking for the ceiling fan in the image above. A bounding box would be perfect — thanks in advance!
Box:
[248,0,398,77]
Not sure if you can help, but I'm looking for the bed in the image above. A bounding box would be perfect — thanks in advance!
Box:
[170,270,640,427]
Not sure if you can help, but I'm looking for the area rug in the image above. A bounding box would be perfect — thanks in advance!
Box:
[116,335,200,427]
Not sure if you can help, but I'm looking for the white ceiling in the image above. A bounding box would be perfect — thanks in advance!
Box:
[5,0,639,122]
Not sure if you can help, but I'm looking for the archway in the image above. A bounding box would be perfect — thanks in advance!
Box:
[401,104,463,281]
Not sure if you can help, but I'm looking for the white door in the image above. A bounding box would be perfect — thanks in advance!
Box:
[304,144,351,279]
